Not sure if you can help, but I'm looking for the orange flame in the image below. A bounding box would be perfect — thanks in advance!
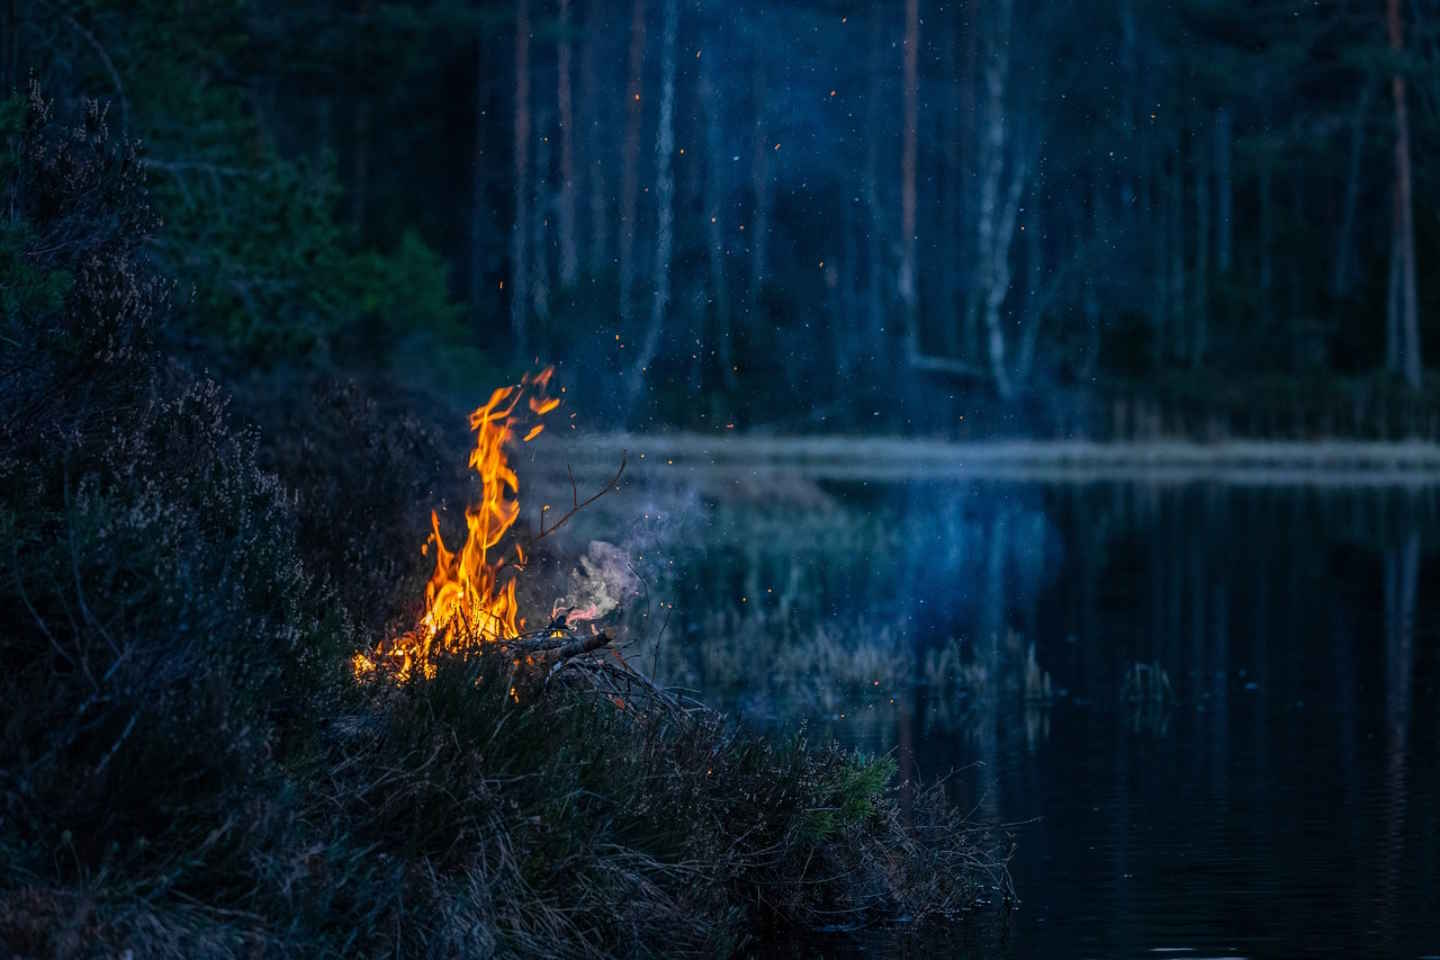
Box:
[354,367,558,681]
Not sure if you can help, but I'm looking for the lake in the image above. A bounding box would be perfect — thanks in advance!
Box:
[535,445,1440,957]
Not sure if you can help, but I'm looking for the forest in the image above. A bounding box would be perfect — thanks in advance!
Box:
[5,0,1440,436]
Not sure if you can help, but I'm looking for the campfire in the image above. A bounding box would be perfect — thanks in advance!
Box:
[352,366,624,684]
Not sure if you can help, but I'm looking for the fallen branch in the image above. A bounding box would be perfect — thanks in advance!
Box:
[545,629,614,661]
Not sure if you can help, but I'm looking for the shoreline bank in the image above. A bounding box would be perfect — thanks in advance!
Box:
[540,435,1440,486]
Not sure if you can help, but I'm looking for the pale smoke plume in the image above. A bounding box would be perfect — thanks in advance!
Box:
[551,540,642,627]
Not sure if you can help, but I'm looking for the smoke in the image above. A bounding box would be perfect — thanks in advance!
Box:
[550,540,644,627]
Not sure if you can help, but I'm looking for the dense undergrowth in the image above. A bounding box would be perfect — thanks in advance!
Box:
[0,89,1009,958]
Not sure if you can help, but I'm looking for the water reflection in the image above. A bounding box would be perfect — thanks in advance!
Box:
[654,480,1439,958]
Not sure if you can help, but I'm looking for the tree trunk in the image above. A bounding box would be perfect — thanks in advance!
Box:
[1120,0,1138,229]
[1079,172,1105,380]
[556,0,578,288]
[3,0,17,95]
[863,0,885,354]
[839,188,858,381]
[511,0,531,358]
[1214,106,1232,274]
[983,146,1026,399]
[580,3,607,277]
[628,0,677,413]
[1017,199,1043,382]
[899,0,919,352]
[532,107,552,323]
[975,0,1018,398]
[1388,220,1402,375]
[698,33,735,390]
[470,35,491,321]
[1388,0,1422,387]
[960,0,981,357]
[618,0,648,326]
[1193,123,1210,366]
[1170,135,1185,363]
[351,100,371,234]
[939,4,962,356]
[1333,82,1374,300]
[1288,173,1303,366]
[1148,135,1165,362]
[749,51,771,312]
[1259,142,1272,329]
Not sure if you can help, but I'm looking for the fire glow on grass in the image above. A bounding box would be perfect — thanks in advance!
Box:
[353,367,560,682]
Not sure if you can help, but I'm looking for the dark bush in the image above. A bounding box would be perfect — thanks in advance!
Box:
[0,83,337,897]
[235,371,469,639]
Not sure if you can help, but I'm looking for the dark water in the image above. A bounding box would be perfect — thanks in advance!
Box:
[657,479,1440,958]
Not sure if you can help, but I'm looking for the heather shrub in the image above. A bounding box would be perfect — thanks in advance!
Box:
[0,85,336,893]
[238,371,468,638]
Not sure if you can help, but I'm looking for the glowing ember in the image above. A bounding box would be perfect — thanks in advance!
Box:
[354,367,559,681]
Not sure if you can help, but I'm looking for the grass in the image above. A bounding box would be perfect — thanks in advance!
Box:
[1,644,1013,958]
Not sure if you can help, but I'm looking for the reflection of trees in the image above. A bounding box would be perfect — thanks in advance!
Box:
[639,478,1437,950]
[1380,529,1418,948]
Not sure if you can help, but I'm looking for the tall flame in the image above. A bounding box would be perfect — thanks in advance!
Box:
[354,367,559,681]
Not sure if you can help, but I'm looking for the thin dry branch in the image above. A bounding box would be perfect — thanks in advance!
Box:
[530,452,627,545]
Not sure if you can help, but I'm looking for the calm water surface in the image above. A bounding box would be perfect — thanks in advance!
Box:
[647,477,1440,957]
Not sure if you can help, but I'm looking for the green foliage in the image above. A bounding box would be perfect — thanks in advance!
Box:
[15,0,472,372]
[799,754,896,843]
[0,220,73,322]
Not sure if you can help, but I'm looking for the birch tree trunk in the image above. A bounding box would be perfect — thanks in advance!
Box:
[983,149,1026,399]
[629,0,677,412]
[1388,0,1422,387]
[618,0,647,326]
[511,0,531,359]
[975,0,1018,398]
[556,0,578,288]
